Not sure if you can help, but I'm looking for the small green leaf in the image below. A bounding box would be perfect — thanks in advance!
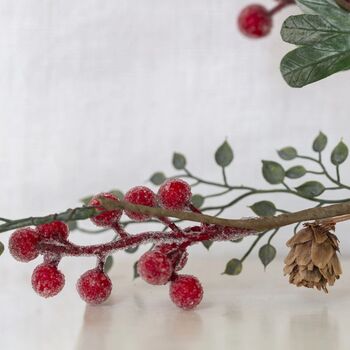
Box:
[296,181,325,198]
[278,147,297,160]
[262,161,285,184]
[0,241,4,256]
[104,256,114,273]
[150,172,166,185]
[125,245,139,254]
[231,238,243,243]
[259,244,276,269]
[133,261,140,279]
[202,240,213,250]
[67,221,77,231]
[250,201,276,217]
[110,189,124,200]
[215,141,234,167]
[80,195,93,205]
[313,132,328,152]
[331,140,348,165]
[191,194,204,208]
[172,153,187,170]
[286,165,307,179]
[223,259,242,276]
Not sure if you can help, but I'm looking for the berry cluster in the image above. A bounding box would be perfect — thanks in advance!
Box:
[238,0,294,38]
[8,178,220,309]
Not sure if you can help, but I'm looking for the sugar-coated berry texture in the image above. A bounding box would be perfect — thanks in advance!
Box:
[89,193,123,227]
[137,250,173,285]
[169,275,203,310]
[124,186,157,221]
[155,243,188,271]
[77,268,112,304]
[32,264,65,298]
[157,179,192,210]
[238,5,272,38]
[37,221,69,241]
[9,228,40,262]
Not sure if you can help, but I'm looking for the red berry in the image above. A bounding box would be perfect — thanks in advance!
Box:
[77,268,112,304]
[157,179,191,210]
[169,275,203,310]
[37,221,69,241]
[9,228,40,262]
[89,193,123,227]
[124,186,157,221]
[137,250,173,285]
[155,243,188,271]
[32,264,65,298]
[238,5,272,38]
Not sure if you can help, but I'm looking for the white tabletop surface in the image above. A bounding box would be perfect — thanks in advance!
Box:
[2,252,350,350]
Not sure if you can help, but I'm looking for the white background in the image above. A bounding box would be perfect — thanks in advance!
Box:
[1,1,350,349]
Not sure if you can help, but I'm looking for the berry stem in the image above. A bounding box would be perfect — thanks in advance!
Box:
[268,0,295,16]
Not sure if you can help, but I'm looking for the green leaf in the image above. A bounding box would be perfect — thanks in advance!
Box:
[278,147,297,160]
[313,132,328,152]
[286,165,307,179]
[0,241,4,256]
[223,259,242,276]
[296,181,325,197]
[191,194,204,208]
[133,261,140,279]
[80,195,93,205]
[172,153,187,169]
[110,189,124,200]
[150,172,166,185]
[125,245,139,254]
[262,161,285,184]
[259,244,276,268]
[104,256,114,273]
[215,141,234,167]
[331,140,348,165]
[67,221,78,231]
[250,201,276,217]
[202,240,213,250]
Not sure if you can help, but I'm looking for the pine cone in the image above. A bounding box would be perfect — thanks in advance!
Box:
[284,222,342,293]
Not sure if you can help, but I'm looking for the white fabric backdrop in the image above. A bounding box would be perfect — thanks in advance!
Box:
[0,0,349,257]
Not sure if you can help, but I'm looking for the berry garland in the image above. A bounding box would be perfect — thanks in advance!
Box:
[1,132,350,309]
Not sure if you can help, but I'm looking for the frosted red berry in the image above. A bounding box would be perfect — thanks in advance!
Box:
[169,275,203,310]
[157,179,191,210]
[37,221,69,241]
[137,250,173,285]
[89,193,123,227]
[32,263,65,298]
[77,268,112,304]
[124,186,157,221]
[238,5,272,38]
[155,243,188,271]
[9,228,40,262]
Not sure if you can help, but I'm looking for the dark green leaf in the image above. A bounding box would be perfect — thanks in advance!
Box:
[202,240,213,250]
[215,141,234,167]
[250,201,276,216]
[67,221,77,231]
[286,165,307,179]
[104,256,114,273]
[110,189,124,200]
[262,161,285,184]
[278,147,297,160]
[191,194,204,208]
[172,153,187,170]
[223,259,242,275]
[125,245,139,254]
[0,241,4,256]
[296,181,325,197]
[259,244,276,268]
[150,172,166,185]
[80,195,93,205]
[231,238,243,243]
[133,261,140,279]
[331,140,348,165]
[313,132,328,152]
